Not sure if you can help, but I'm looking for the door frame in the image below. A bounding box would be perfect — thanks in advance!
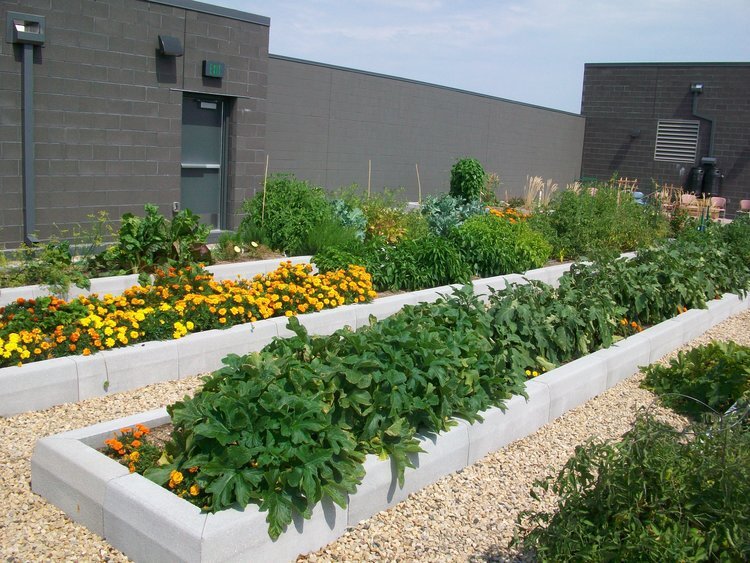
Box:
[180,92,231,231]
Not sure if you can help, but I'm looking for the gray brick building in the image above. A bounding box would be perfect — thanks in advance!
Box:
[581,63,750,216]
[1,0,585,249]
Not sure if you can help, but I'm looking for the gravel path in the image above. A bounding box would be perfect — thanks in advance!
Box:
[1,310,748,561]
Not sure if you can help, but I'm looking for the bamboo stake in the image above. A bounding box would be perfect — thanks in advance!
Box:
[368,159,371,198]
[415,163,422,204]
[261,153,270,227]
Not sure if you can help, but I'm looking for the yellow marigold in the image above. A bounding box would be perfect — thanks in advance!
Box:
[189,484,200,497]
[170,470,184,485]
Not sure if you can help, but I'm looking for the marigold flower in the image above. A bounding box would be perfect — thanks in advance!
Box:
[189,484,200,496]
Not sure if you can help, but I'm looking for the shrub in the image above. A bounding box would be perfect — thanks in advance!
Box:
[240,174,331,255]
[86,204,211,278]
[421,193,486,237]
[642,341,750,419]
[515,412,750,562]
[452,214,551,277]
[449,157,486,203]
[330,199,367,242]
[529,186,669,260]
[718,213,750,266]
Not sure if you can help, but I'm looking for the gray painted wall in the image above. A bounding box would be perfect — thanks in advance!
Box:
[266,55,585,200]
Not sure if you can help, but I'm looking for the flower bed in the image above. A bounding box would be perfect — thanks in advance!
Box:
[30,291,750,562]
[0,261,374,368]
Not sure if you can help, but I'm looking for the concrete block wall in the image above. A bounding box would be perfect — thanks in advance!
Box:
[266,55,586,200]
[580,63,750,216]
[0,0,269,247]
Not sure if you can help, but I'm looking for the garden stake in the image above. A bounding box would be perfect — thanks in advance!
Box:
[368,159,371,198]
[261,153,269,227]
[416,163,422,204]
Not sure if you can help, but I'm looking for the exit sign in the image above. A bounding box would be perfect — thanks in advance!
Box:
[202,60,225,78]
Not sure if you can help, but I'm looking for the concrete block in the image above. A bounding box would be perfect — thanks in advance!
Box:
[671,308,712,345]
[74,353,110,401]
[31,437,128,536]
[524,263,572,287]
[534,354,608,420]
[598,333,651,388]
[0,284,43,307]
[466,380,551,464]
[84,274,141,298]
[0,357,79,416]
[202,496,347,563]
[56,407,171,448]
[99,340,180,394]
[706,294,740,325]
[641,319,684,363]
[104,473,207,563]
[177,321,279,378]
[347,420,470,526]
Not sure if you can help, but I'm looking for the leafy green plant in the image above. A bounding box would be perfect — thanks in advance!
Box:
[149,287,525,538]
[240,174,332,255]
[330,199,367,242]
[642,341,750,419]
[449,157,486,203]
[86,204,211,277]
[515,412,750,562]
[421,193,486,237]
[452,214,551,277]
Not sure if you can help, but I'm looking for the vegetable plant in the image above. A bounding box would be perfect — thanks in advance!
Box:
[449,157,486,203]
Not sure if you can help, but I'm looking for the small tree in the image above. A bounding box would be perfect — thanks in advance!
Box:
[449,157,487,203]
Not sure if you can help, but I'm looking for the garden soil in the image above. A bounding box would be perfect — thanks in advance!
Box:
[1,311,748,561]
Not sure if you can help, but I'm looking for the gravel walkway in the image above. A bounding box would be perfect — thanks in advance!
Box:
[1,310,748,561]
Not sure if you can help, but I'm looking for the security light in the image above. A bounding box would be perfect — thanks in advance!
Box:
[158,35,184,57]
[6,12,45,45]
[690,82,704,94]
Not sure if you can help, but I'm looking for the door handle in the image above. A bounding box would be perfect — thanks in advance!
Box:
[181,163,220,169]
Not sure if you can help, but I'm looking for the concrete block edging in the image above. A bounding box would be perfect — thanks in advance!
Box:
[30,291,750,562]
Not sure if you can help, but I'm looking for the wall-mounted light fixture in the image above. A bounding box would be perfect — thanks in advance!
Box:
[158,35,183,57]
[629,129,641,139]
[690,82,704,94]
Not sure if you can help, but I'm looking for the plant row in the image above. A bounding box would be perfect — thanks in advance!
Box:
[0,262,375,368]
[101,220,750,539]
[516,341,750,561]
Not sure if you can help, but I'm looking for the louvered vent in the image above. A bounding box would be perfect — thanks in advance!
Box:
[654,120,700,163]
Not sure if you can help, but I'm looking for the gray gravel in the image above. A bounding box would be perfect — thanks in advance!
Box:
[1,310,748,562]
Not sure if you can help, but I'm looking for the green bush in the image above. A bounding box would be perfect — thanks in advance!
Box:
[515,412,750,562]
[0,240,90,295]
[718,213,750,266]
[452,214,551,277]
[529,186,669,260]
[449,157,486,203]
[86,204,211,278]
[421,193,486,237]
[240,174,332,255]
[642,341,750,419]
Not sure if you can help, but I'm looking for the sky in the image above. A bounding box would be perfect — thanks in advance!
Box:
[209,1,750,114]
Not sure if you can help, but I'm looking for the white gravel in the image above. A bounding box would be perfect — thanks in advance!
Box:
[1,310,748,562]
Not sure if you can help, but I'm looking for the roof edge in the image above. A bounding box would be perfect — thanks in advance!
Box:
[145,0,270,26]
[270,54,582,118]
[585,62,750,68]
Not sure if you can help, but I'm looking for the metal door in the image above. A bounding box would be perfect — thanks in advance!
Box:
[180,94,226,229]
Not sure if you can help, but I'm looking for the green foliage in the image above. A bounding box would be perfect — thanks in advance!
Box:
[421,193,486,237]
[452,214,551,277]
[718,213,750,267]
[155,288,526,538]
[449,157,487,203]
[299,213,361,256]
[240,174,332,255]
[87,204,211,276]
[0,240,90,296]
[515,412,750,562]
[642,341,750,419]
[529,186,669,260]
[330,199,367,242]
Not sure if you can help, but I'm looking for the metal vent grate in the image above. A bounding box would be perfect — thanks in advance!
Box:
[654,119,700,163]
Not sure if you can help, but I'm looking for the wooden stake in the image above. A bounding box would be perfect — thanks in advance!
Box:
[368,159,371,198]
[261,153,270,227]
[415,163,422,204]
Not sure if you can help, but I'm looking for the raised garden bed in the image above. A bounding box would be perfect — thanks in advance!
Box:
[0,256,313,307]
[30,290,750,562]
[0,262,572,417]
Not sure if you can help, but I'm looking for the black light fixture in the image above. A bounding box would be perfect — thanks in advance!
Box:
[690,82,704,94]
[629,129,641,139]
[158,35,183,57]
